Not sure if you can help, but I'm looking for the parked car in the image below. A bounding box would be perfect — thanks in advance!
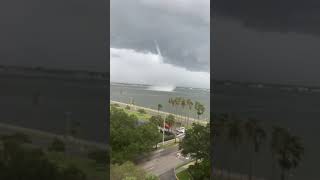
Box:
[176,127,185,134]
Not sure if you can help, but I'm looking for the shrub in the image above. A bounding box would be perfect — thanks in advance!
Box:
[138,109,146,114]
[125,105,131,110]
[111,103,120,107]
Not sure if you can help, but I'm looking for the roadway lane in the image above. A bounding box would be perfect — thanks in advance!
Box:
[159,169,176,180]
[138,144,189,178]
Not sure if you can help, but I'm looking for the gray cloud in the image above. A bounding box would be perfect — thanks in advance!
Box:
[215,0,320,35]
[214,17,320,86]
[0,0,106,71]
[111,0,210,72]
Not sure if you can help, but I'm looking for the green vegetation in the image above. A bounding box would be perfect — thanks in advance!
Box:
[177,169,191,180]
[125,105,131,110]
[126,109,151,121]
[194,101,205,120]
[110,162,158,180]
[110,106,161,179]
[111,106,161,163]
[138,108,146,114]
[168,97,205,123]
[166,114,175,128]
[149,115,163,127]
[179,123,210,180]
[213,113,304,180]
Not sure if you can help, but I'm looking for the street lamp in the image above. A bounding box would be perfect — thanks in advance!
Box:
[163,116,165,146]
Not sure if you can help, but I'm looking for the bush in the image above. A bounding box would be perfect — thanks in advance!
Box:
[149,115,163,127]
[164,134,175,141]
[111,103,120,108]
[48,138,65,152]
[125,105,131,110]
[138,109,146,114]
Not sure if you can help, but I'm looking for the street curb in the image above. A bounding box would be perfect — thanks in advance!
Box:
[174,160,195,180]
[174,167,179,180]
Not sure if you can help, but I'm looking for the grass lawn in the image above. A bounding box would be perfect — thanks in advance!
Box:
[177,169,192,180]
[47,152,107,180]
[117,106,152,121]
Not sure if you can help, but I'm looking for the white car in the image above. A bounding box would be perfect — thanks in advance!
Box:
[176,127,185,134]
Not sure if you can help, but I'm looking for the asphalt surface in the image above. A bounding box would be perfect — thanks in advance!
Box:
[159,169,176,180]
[138,144,189,179]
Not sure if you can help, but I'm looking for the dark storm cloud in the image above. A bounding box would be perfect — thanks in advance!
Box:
[213,0,320,85]
[214,17,320,86]
[111,0,210,72]
[0,0,106,71]
[215,0,320,35]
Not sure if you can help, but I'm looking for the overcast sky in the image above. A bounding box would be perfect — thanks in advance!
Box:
[214,0,320,86]
[110,0,210,88]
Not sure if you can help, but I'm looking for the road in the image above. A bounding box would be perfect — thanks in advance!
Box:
[159,169,176,180]
[138,144,189,179]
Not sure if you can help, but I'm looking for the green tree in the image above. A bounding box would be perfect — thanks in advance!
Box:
[157,104,163,114]
[166,114,175,128]
[186,99,193,126]
[194,101,205,120]
[111,107,161,163]
[179,123,210,179]
[149,115,163,127]
[179,123,210,162]
[181,98,186,123]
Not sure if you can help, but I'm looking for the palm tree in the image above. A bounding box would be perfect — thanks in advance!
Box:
[181,98,186,124]
[166,114,175,132]
[174,97,181,122]
[157,104,163,115]
[168,98,174,114]
[194,101,205,120]
[271,127,304,180]
[244,118,267,180]
[186,99,193,127]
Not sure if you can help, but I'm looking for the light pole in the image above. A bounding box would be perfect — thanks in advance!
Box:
[163,116,165,146]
